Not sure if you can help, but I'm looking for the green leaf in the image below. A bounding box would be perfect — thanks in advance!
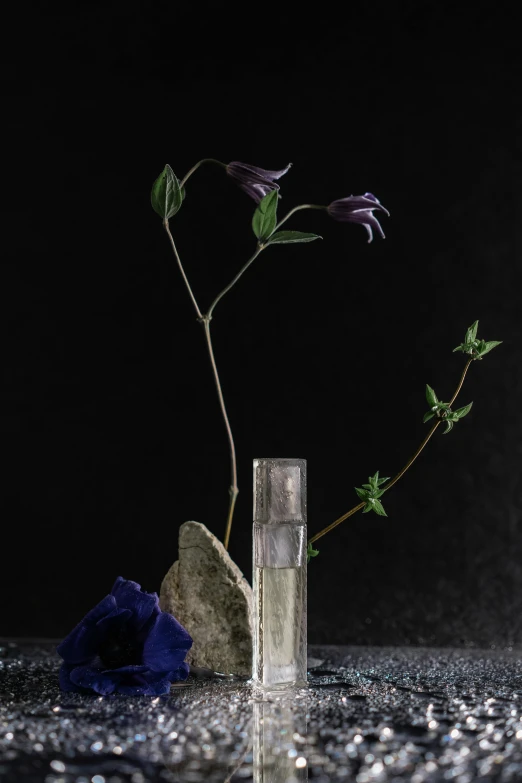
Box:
[362,484,373,490]
[425,384,438,407]
[454,402,473,419]
[266,231,322,245]
[252,190,279,241]
[307,543,320,563]
[373,488,386,498]
[151,164,183,220]
[423,411,435,423]
[442,420,454,434]
[452,344,464,353]
[478,340,502,357]
[362,501,374,513]
[376,476,390,486]
[465,320,479,344]
[372,499,387,517]
[355,487,368,501]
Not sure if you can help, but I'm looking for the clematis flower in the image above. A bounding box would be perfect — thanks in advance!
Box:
[327,192,390,242]
[226,161,292,203]
[57,577,192,696]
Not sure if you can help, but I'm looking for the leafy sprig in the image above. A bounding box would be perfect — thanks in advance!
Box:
[453,320,502,360]
[354,471,390,516]
[307,320,502,559]
[422,385,473,434]
[307,543,320,563]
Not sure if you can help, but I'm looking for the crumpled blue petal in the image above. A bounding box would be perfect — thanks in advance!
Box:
[57,594,116,664]
[59,663,83,692]
[143,611,193,672]
[69,665,118,696]
[117,672,173,696]
[58,577,193,695]
[111,576,159,631]
[96,607,132,634]
[168,661,190,682]
[108,664,149,673]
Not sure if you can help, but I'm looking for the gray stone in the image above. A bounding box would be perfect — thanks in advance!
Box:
[160,521,253,675]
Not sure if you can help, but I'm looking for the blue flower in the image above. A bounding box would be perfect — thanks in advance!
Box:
[327,193,390,242]
[226,161,292,203]
[57,577,192,696]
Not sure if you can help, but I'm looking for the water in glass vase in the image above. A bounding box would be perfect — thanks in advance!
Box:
[253,564,307,688]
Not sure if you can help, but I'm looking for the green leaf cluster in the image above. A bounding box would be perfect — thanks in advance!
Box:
[307,542,320,563]
[423,385,473,434]
[453,320,502,360]
[252,193,321,245]
[354,471,389,516]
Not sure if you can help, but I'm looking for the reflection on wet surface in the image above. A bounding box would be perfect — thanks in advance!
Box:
[2,642,522,781]
[251,693,308,782]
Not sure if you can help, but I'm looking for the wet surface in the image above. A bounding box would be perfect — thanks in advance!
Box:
[1,641,522,781]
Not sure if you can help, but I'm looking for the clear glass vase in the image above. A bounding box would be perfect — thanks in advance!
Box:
[252,458,307,689]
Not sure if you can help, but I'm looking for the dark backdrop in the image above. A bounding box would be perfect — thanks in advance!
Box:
[2,3,520,647]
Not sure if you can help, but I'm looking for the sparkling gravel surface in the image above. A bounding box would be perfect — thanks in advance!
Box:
[1,641,522,782]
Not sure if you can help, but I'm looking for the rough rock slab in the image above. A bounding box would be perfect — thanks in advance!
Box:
[160,521,253,675]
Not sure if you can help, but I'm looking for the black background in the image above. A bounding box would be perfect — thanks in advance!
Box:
[2,2,520,647]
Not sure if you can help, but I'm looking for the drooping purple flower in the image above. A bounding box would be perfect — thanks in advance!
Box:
[327,192,390,242]
[57,577,192,696]
[226,161,292,203]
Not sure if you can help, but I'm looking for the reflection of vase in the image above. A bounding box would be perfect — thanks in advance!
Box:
[253,693,308,783]
[252,458,307,689]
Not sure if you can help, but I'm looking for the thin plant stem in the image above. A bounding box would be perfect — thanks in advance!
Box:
[201,317,238,551]
[179,158,226,189]
[163,221,239,548]
[207,246,265,319]
[308,502,366,545]
[381,420,441,494]
[273,203,327,233]
[308,357,474,547]
[163,220,203,319]
[448,357,473,406]
[208,204,327,319]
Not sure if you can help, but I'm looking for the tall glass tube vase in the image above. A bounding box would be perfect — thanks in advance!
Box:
[252,458,307,689]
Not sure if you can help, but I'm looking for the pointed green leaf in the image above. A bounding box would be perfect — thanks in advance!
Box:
[252,190,279,241]
[442,420,454,434]
[372,499,388,517]
[423,411,435,423]
[465,320,479,344]
[355,487,368,501]
[266,231,322,245]
[373,488,386,498]
[362,484,373,490]
[453,344,464,353]
[454,402,473,419]
[425,384,438,407]
[151,164,183,220]
[376,476,390,486]
[479,340,502,357]
[362,502,373,513]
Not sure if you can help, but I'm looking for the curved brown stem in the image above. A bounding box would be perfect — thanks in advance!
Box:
[308,357,474,547]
